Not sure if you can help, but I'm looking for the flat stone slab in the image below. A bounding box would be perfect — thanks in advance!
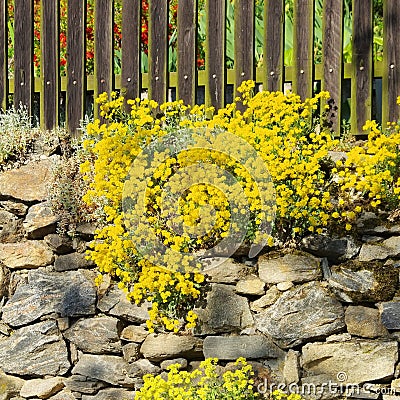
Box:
[255,282,345,348]
[2,270,96,327]
[0,157,57,202]
[20,377,64,399]
[0,320,70,376]
[359,237,400,262]
[203,335,283,360]
[0,241,54,269]
[23,202,59,239]
[302,341,398,384]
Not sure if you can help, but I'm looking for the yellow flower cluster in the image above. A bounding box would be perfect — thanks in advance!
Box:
[82,81,400,333]
[135,357,259,400]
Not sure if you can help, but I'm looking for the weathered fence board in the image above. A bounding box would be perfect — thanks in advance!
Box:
[14,0,33,113]
[121,0,141,105]
[148,0,168,105]
[177,0,196,106]
[206,0,225,110]
[234,0,255,95]
[0,0,7,110]
[322,0,343,135]
[94,0,113,119]
[264,0,284,92]
[67,0,86,135]
[293,0,314,101]
[383,0,400,125]
[40,0,59,130]
[351,0,373,135]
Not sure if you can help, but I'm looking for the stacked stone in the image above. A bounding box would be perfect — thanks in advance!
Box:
[1,158,400,400]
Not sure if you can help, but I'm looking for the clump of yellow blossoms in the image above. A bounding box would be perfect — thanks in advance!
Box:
[81,84,400,333]
[135,357,260,400]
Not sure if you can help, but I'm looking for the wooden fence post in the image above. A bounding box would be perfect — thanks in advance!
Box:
[322,0,343,136]
[293,0,314,101]
[94,0,113,120]
[40,0,59,130]
[121,0,141,106]
[264,0,284,92]
[148,0,168,105]
[382,0,400,125]
[177,0,197,106]
[67,0,86,136]
[206,0,226,110]
[14,0,33,114]
[351,0,372,135]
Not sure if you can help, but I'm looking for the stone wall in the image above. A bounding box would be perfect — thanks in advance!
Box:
[1,157,400,400]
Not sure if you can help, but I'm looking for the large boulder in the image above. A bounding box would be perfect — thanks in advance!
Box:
[2,270,96,327]
[302,341,398,384]
[258,251,321,284]
[255,282,345,348]
[0,320,70,376]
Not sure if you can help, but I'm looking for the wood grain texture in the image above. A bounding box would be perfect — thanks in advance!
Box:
[40,0,59,130]
[293,0,314,100]
[0,0,7,110]
[121,0,141,105]
[148,0,168,105]
[351,0,372,135]
[67,0,86,135]
[177,0,196,105]
[14,0,33,113]
[322,0,343,135]
[382,0,400,124]
[206,0,225,110]
[94,0,113,119]
[264,0,284,92]
[234,0,254,93]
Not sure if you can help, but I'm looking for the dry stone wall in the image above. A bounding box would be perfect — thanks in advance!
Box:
[1,158,400,400]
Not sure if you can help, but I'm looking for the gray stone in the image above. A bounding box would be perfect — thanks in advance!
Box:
[54,253,95,272]
[302,341,398,384]
[140,333,203,362]
[2,270,96,327]
[128,359,160,377]
[75,223,96,240]
[258,251,321,284]
[202,258,247,283]
[0,241,54,269]
[47,389,76,400]
[44,234,73,255]
[20,377,64,399]
[301,235,360,263]
[250,286,281,311]
[0,201,28,217]
[359,237,400,262]
[72,354,135,387]
[325,333,352,342]
[235,275,265,295]
[203,335,283,360]
[356,212,382,233]
[122,343,140,363]
[23,202,58,239]
[345,306,388,338]
[120,325,148,343]
[81,388,136,400]
[63,317,122,354]
[379,302,400,330]
[255,282,345,348]
[0,158,57,202]
[0,370,25,400]
[327,261,398,302]
[283,350,300,385]
[63,376,107,395]
[197,284,253,333]
[0,264,9,299]
[97,286,149,323]
[0,320,70,376]
[160,358,188,370]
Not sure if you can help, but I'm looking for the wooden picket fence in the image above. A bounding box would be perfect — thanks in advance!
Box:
[0,0,400,135]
